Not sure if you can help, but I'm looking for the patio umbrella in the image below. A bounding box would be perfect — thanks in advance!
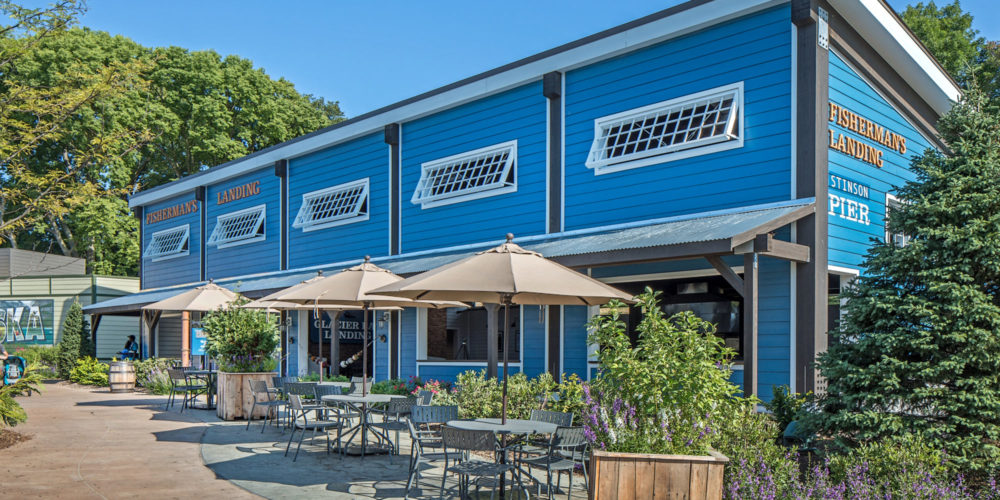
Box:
[143,280,239,312]
[371,234,634,422]
[263,257,463,395]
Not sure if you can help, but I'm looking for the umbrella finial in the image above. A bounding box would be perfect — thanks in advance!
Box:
[208,278,214,284]
[364,255,371,263]
[505,233,514,243]
[317,270,323,276]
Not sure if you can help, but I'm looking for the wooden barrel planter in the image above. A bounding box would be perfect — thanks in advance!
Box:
[108,361,136,393]
[589,450,728,500]
[216,372,275,421]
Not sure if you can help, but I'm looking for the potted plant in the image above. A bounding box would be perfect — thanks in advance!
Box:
[203,298,279,420]
[585,289,737,500]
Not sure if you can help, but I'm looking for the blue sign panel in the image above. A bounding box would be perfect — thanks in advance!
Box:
[0,300,54,345]
[191,327,207,356]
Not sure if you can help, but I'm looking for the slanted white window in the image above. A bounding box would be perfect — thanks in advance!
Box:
[411,140,517,208]
[293,178,369,232]
[885,194,910,246]
[207,204,266,248]
[586,82,744,174]
[144,224,190,261]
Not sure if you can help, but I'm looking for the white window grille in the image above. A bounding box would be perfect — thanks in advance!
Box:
[885,194,910,246]
[207,204,266,248]
[411,140,517,208]
[293,178,369,232]
[144,224,190,261]
[586,83,743,174]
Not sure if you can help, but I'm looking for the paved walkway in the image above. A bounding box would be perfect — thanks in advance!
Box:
[8,381,588,499]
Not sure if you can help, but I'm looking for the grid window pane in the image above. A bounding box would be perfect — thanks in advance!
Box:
[586,85,741,172]
[144,225,189,260]
[293,178,369,230]
[207,205,266,247]
[412,141,516,207]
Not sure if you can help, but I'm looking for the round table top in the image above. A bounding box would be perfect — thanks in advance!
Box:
[317,381,352,387]
[447,418,558,435]
[321,393,405,404]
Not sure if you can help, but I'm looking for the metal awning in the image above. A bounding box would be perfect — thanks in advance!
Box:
[85,199,814,315]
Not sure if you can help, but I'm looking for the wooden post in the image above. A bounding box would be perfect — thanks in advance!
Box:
[485,304,500,379]
[743,253,758,398]
[181,310,191,367]
[331,310,342,376]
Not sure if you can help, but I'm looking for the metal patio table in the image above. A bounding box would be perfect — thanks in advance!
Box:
[185,369,217,410]
[321,393,406,457]
[447,418,558,497]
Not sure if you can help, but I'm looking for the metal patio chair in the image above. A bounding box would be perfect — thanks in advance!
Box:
[368,397,417,460]
[417,389,433,405]
[165,368,200,413]
[284,394,346,462]
[283,382,319,426]
[246,379,284,432]
[440,426,529,499]
[519,409,575,456]
[517,426,589,499]
[405,417,449,495]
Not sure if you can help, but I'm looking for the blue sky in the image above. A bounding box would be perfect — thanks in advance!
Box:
[78,1,998,118]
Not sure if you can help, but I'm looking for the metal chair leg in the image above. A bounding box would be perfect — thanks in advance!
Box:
[284,427,297,456]
[246,401,256,430]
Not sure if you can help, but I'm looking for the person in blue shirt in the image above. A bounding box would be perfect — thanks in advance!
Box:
[118,335,138,361]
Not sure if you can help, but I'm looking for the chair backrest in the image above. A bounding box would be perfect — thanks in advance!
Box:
[285,382,317,396]
[313,384,343,399]
[248,379,271,398]
[552,426,588,450]
[530,409,573,427]
[349,380,373,394]
[350,376,364,383]
[417,390,433,405]
[167,368,187,383]
[271,376,296,391]
[411,405,458,424]
[442,427,495,452]
[384,397,416,416]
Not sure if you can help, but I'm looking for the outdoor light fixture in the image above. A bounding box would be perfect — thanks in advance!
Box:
[377,311,390,329]
[378,334,387,343]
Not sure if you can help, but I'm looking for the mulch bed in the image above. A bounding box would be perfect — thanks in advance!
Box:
[0,429,31,450]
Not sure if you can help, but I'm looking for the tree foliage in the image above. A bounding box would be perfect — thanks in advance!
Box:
[0,2,344,275]
[56,300,89,378]
[202,299,279,372]
[802,90,1000,474]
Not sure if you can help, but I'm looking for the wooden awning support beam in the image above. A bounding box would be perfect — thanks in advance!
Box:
[734,234,810,263]
[705,256,744,295]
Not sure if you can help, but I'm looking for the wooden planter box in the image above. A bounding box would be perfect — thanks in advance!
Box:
[589,449,728,500]
[216,372,275,421]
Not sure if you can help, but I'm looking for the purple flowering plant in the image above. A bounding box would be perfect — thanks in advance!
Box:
[584,289,741,455]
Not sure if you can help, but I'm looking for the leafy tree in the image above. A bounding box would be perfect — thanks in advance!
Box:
[802,90,1000,474]
[56,300,89,377]
[901,1,983,79]
[203,299,279,372]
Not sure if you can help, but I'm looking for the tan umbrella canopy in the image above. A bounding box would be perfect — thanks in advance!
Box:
[266,258,463,395]
[372,234,634,422]
[143,281,239,312]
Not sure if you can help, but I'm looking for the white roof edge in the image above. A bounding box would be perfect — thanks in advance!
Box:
[830,0,961,115]
[128,0,781,208]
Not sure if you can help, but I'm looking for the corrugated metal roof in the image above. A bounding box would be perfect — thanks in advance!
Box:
[85,200,812,314]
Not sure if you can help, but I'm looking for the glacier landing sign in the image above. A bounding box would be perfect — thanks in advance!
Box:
[0,300,54,344]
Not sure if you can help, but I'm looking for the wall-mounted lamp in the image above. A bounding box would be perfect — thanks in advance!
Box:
[378,334,387,343]
[377,311,390,329]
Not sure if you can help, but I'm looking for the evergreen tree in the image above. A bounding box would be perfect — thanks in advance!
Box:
[803,90,1000,474]
[57,301,88,377]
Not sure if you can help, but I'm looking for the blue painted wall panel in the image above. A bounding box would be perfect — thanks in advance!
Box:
[521,305,547,378]
[400,83,547,253]
[756,255,791,400]
[141,193,202,289]
[563,5,793,230]
[418,364,521,384]
[399,309,417,380]
[375,317,389,381]
[562,306,590,379]
[204,168,281,280]
[287,132,390,269]
[827,51,933,270]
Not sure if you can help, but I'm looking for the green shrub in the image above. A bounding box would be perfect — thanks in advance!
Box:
[56,301,89,378]
[8,345,59,378]
[715,398,799,496]
[69,357,109,386]
[447,370,580,420]
[202,299,279,373]
[826,434,951,494]
[548,373,585,424]
[371,378,411,395]
[132,358,175,386]
[142,367,173,395]
[298,373,349,382]
[584,289,742,455]
[763,385,808,434]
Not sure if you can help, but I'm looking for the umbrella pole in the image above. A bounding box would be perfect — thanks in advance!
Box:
[363,304,369,397]
[501,297,510,425]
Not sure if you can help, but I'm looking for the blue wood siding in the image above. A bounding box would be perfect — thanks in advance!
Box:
[563,5,793,230]
[418,364,522,384]
[287,132,390,269]
[375,316,389,381]
[399,83,547,253]
[562,306,590,379]
[399,309,417,380]
[204,168,280,279]
[827,51,932,270]
[141,194,201,289]
[756,255,791,400]
[521,305,546,377]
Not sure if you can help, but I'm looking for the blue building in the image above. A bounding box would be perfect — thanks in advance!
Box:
[85,0,960,399]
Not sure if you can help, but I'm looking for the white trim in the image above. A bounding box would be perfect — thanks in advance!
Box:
[789,221,797,393]
[586,305,599,363]
[884,193,910,246]
[411,140,518,209]
[206,204,267,249]
[144,224,190,262]
[586,82,744,174]
[545,93,551,231]
[597,267,744,284]
[416,308,427,361]
[292,177,370,232]
[416,361,522,367]
[828,265,861,276]
[398,126,404,252]
[387,145,393,254]
[519,305,525,368]
[729,364,745,371]
[828,0,960,115]
[560,74,566,232]
[543,306,550,376]
[790,23,797,201]
[129,0,786,208]
[558,306,565,377]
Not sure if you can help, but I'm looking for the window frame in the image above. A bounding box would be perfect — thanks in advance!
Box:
[144,224,190,262]
[206,204,267,249]
[585,82,744,175]
[411,140,518,209]
[884,193,910,246]
[292,177,370,232]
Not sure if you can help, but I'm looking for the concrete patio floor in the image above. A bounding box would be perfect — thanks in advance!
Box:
[8,381,588,499]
